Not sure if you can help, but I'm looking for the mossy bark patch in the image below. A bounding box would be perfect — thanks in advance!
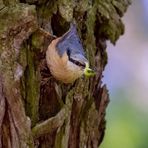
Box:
[0,3,37,147]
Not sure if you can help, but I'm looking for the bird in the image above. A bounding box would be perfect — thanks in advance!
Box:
[46,23,95,84]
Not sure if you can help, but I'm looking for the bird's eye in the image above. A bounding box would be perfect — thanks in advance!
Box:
[67,48,71,57]
[69,57,85,68]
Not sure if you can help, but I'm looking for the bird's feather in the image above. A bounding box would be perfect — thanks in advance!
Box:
[56,24,86,58]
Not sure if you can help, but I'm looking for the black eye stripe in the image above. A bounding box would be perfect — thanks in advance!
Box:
[67,49,71,57]
[69,58,85,68]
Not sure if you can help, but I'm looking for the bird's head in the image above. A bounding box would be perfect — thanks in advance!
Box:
[56,24,95,78]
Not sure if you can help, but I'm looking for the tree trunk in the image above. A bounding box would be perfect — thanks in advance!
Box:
[0,0,131,148]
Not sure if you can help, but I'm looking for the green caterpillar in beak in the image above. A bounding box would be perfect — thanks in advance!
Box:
[84,63,96,77]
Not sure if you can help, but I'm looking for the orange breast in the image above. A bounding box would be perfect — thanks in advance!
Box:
[46,38,83,83]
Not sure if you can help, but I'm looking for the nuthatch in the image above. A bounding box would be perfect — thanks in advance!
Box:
[46,24,95,83]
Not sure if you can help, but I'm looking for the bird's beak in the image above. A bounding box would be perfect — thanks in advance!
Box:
[84,63,96,77]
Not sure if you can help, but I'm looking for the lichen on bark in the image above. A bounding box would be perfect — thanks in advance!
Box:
[0,3,38,147]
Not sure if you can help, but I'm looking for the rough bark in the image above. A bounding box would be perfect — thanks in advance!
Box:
[0,0,131,148]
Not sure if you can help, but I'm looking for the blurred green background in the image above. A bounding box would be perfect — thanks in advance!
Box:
[101,0,148,148]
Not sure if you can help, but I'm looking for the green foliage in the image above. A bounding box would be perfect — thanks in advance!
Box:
[101,91,148,148]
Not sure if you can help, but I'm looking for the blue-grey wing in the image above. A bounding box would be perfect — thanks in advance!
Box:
[56,24,86,58]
